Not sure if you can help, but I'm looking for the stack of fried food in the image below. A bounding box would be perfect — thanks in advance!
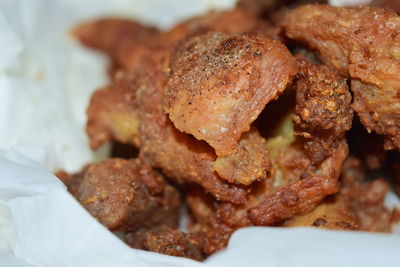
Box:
[57,0,400,261]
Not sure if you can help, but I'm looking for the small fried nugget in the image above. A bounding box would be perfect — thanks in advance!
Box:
[126,228,204,261]
[340,157,394,232]
[76,158,180,232]
[165,31,297,157]
[292,56,353,164]
[213,128,270,185]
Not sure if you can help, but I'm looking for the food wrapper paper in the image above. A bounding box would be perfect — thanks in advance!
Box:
[1,0,399,266]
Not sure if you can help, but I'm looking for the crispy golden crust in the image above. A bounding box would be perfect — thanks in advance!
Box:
[213,129,270,185]
[86,74,140,149]
[126,228,204,261]
[165,32,297,156]
[282,4,400,150]
[76,158,180,232]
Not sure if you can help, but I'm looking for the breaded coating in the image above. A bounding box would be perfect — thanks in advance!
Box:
[292,57,353,164]
[134,50,247,204]
[248,58,352,225]
[213,129,270,185]
[86,73,140,149]
[282,4,400,150]
[126,228,204,261]
[165,31,297,156]
[283,194,358,230]
[73,18,158,71]
[76,158,180,232]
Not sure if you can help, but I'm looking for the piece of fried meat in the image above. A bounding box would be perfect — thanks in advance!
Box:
[73,158,180,232]
[282,4,400,150]
[165,31,297,157]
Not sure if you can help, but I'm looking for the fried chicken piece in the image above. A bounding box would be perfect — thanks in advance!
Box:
[282,4,400,150]
[165,31,297,157]
[134,50,247,204]
[283,194,358,230]
[248,57,352,225]
[213,129,270,185]
[73,18,158,72]
[83,27,248,203]
[76,158,180,232]
[86,73,140,149]
[126,228,204,261]
[292,57,353,164]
